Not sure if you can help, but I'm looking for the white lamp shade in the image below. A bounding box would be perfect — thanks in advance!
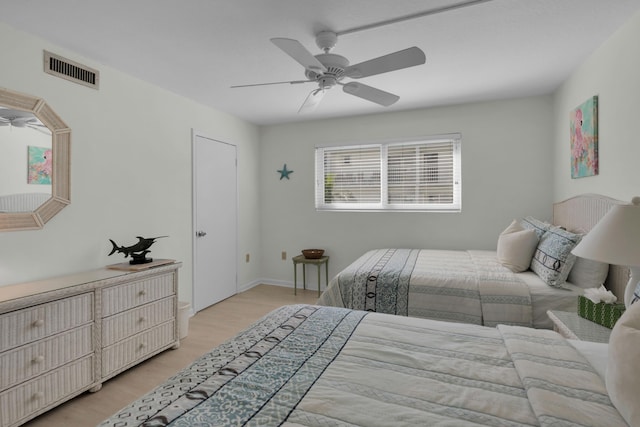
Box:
[572,198,640,267]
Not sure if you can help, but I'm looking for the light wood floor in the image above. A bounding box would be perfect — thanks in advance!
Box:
[22,284,319,427]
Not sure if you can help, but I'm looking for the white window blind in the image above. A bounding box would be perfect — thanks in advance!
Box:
[316,135,461,211]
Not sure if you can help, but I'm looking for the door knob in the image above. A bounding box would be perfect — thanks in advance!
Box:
[196,231,207,237]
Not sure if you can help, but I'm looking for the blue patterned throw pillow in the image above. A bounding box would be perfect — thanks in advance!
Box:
[519,216,551,240]
[530,226,582,287]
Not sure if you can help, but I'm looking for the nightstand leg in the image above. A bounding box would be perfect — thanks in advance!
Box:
[324,260,329,294]
[293,262,297,295]
[302,264,306,290]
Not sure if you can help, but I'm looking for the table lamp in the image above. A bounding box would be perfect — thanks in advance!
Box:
[571,196,640,307]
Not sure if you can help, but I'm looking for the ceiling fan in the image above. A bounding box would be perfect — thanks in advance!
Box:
[232,31,426,113]
[0,108,50,134]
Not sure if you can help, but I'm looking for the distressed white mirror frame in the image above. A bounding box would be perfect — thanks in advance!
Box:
[0,87,70,231]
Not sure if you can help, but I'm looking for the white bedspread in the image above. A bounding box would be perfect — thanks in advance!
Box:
[295,313,626,426]
[101,305,628,426]
[319,248,533,327]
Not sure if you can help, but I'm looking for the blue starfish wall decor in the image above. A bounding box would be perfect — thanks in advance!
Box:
[277,164,293,180]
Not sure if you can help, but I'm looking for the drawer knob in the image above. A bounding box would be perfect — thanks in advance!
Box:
[139,316,146,323]
[139,342,147,350]
[32,355,45,364]
[138,290,147,297]
[32,319,45,327]
[32,391,44,400]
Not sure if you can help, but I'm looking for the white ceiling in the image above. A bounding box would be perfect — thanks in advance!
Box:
[2,0,640,125]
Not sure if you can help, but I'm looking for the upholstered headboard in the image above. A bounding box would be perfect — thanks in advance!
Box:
[553,193,628,301]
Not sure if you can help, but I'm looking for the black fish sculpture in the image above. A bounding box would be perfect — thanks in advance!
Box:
[109,236,168,264]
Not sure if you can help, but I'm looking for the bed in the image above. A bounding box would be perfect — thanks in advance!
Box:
[100,302,638,426]
[317,194,629,329]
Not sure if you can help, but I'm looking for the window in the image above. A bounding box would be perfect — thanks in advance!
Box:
[315,134,461,211]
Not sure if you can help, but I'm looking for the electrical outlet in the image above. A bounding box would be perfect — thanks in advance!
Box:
[245,253,250,263]
[281,251,287,260]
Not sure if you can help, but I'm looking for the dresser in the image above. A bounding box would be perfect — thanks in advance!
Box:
[0,262,181,427]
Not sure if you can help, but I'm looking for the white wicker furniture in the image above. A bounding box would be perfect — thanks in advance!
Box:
[0,262,181,427]
[547,310,611,343]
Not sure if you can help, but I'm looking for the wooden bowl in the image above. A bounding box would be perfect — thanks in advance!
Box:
[302,249,324,259]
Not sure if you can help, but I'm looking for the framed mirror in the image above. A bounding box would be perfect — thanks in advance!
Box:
[0,87,71,231]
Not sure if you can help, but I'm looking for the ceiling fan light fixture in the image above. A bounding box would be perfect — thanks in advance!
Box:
[319,76,337,89]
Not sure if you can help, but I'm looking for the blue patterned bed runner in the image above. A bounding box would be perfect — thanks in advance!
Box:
[100,305,366,427]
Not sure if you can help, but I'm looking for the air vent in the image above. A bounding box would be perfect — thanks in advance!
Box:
[44,50,100,89]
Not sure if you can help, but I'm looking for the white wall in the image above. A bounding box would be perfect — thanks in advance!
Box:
[553,9,640,203]
[4,7,638,300]
[0,23,262,306]
[258,96,554,286]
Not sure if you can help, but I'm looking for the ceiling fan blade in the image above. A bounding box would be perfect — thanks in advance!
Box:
[271,38,327,73]
[26,123,51,134]
[298,88,326,114]
[341,82,399,106]
[11,117,34,125]
[344,47,426,78]
[231,80,312,88]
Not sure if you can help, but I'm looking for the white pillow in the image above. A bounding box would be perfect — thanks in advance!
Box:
[497,220,539,273]
[606,301,640,426]
[567,256,609,289]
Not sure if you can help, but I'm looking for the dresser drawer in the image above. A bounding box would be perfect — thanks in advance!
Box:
[0,355,94,427]
[101,272,175,317]
[102,297,175,346]
[0,324,93,391]
[102,321,175,378]
[0,293,93,352]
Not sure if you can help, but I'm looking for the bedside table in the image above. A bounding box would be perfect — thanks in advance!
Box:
[292,255,329,297]
[547,310,611,343]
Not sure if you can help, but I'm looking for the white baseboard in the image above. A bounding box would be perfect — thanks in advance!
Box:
[238,279,294,293]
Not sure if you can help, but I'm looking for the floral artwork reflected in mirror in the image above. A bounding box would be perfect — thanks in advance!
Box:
[27,146,53,184]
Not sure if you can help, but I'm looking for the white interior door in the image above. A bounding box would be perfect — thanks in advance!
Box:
[192,131,237,312]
